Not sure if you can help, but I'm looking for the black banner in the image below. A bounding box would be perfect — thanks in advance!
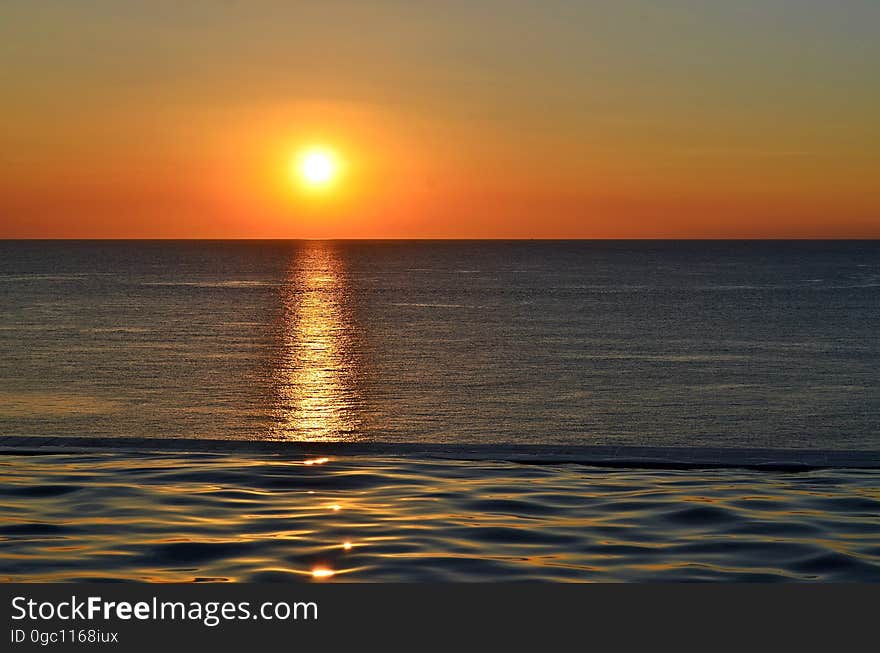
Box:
[2,583,876,651]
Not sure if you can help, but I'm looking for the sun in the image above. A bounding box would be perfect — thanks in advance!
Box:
[294,147,340,189]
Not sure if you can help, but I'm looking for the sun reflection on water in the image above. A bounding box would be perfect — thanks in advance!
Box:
[271,242,363,441]
[310,567,335,579]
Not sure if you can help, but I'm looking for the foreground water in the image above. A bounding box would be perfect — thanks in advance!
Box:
[2,449,879,582]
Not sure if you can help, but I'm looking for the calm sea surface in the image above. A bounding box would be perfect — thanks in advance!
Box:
[2,240,879,448]
[1,240,878,581]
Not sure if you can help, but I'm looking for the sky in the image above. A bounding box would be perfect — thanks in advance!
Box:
[1,0,878,238]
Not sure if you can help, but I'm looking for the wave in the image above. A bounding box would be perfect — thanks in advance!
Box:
[139,280,281,288]
[1,436,877,471]
[1,448,878,581]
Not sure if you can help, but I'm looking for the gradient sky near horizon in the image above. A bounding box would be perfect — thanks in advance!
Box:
[1,1,878,238]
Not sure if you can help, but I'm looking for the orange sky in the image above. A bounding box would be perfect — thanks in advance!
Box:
[1,2,878,238]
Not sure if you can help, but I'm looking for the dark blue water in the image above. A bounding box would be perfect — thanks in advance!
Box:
[1,240,878,450]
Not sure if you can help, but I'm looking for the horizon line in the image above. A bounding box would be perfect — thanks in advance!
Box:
[2,237,880,242]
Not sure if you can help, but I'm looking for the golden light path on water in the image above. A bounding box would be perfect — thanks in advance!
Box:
[258,242,367,577]
[271,242,362,442]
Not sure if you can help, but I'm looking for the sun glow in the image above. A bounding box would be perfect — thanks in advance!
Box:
[294,147,340,189]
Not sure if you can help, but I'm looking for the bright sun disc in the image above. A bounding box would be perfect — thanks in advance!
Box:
[297,148,338,187]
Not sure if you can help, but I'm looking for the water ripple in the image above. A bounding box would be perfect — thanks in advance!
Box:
[0,452,878,582]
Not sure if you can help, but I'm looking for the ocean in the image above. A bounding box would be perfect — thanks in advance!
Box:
[1,240,878,581]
